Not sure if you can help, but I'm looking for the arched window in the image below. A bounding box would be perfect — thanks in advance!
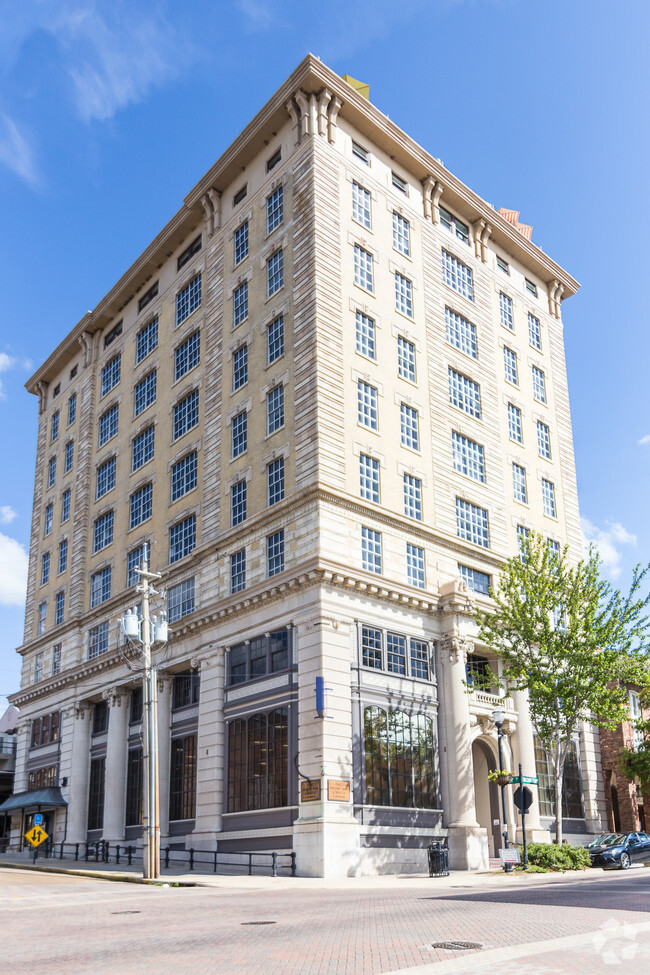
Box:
[363,706,436,808]
[227,708,288,813]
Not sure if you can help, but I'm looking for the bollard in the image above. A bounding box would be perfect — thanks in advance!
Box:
[75,842,79,861]
[290,851,297,877]
[213,850,218,874]
[165,846,170,869]
[115,845,120,865]
[189,848,195,871]
[127,845,133,866]
[272,851,278,877]
[248,853,252,876]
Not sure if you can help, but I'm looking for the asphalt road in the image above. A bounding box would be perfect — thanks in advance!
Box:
[4,867,650,974]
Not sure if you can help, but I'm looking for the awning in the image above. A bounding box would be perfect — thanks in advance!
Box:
[0,787,68,813]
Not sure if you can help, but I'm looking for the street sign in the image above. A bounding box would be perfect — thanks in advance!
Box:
[34,813,43,826]
[24,826,49,848]
[499,848,521,865]
[511,776,538,785]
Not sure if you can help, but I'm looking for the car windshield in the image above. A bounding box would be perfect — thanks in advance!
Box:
[591,833,626,847]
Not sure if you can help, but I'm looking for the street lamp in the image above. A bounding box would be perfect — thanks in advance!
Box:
[118,553,168,880]
[491,706,512,873]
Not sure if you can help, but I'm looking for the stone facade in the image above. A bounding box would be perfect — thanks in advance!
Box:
[8,55,606,876]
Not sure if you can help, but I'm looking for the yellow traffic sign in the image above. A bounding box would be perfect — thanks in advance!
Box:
[24,826,49,848]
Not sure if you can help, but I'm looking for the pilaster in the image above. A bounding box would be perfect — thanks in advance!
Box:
[102,687,128,841]
[64,703,91,843]
[191,650,225,848]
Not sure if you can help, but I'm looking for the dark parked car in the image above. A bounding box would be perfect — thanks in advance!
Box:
[586,832,650,869]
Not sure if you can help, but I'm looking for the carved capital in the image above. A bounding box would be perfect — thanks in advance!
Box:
[439,635,474,665]
[102,685,124,707]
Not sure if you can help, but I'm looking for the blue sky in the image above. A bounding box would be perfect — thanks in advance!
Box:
[1,0,649,709]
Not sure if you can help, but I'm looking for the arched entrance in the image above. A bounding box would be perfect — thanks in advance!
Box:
[472,738,501,857]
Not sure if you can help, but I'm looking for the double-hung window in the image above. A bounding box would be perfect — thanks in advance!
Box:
[233,282,248,327]
[392,212,410,256]
[452,431,485,482]
[51,411,59,442]
[512,463,528,503]
[499,293,514,330]
[445,307,477,358]
[61,489,71,523]
[508,403,523,443]
[532,365,546,403]
[67,394,76,426]
[395,272,413,317]
[136,318,158,364]
[230,550,246,594]
[101,355,121,397]
[267,186,283,233]
[132,425,155,471]
[528,313,541,350]
[504,346,518,385]
[176,273,201,326]
[232,411,247,457]
[357,380,378,430]
[406,543,425,588]
[354,244,373,292]
[448,367,481,418]
[45,504,53,536]
[90,567,111,607]
[541,478,557,518]
[442,249,473,300]
[48,457,56,488]
[266,384,284,434]
[99,404,118,446]
[64,440,74,474]
[361,526,382,573]
[234,221,248,265]
[173,391,198,441]
[171,453,197,502]
[169,515,196,563]
[439,205,469,243]
[400,404,419,450]
[267,315,284,363]
[232,344,248,390]
[267,249,283,296]
[127,543,149,587]
[359,454,380,503]
[174,332,200,381]
[58,540,68,574]
[168,578,195,623]
[96,457,116,499]
[458,564,490,595]
[231,480,247,526]
[267,457,285,506]
[88,622,109,660]
[129,484,153,529]
[267,530,285,576]
[356,311,375,359]
[352,181,371,228]
[397,336,416,381]
[56,592,65,626]
[41,552,50,585]
[93,511,114,553]
[403,473,422,520]
[37,603,46,635]
[134,370,156,417]
[456,498,489,547]
[537,421,551,459]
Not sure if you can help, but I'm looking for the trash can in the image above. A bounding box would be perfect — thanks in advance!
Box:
[427,840,449,877]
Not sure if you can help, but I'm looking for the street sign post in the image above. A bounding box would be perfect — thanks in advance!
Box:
[511,776,539,785]
[24,825,49,862]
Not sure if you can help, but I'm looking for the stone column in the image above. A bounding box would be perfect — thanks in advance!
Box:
[157,677,172,841]
[192,651,225,849]
[510,689,545,841]
[102,688,128,841]
[9,723,30,847]
[65,704,92,843]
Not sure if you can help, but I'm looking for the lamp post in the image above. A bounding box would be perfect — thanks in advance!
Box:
[119,553,168,880]
[491,706,512,873]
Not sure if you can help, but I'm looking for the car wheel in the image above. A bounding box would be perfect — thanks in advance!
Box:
[619,852,631,870]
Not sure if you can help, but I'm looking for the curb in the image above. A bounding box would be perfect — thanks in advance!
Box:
[0,861,201,886]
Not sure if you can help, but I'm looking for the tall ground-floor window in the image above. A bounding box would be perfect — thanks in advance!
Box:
[169,734,197,821]
[534,737,584,818]
[87,757,106,830]
[227,708,288,813]
[125,747,143,826]
[363,706,436,808]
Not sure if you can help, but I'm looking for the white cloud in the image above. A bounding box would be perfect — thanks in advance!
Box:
[0,507,17,525]
[237,0,275,32]
[0,352,32,399]
[638,434,650,446]
[581,517,637,580]
[0,112,40,186]
[0,532,28,607]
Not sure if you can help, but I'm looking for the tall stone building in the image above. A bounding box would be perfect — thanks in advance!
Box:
[5,56,606,875]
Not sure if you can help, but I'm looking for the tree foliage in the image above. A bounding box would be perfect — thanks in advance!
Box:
[619,689,650,790]
[475,532,650,842]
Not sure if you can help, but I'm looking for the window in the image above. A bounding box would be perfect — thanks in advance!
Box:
[53,383,60,396]
[456,497,489,547]
[504,346,518,385]
[397,336,416,381]
[230,549,246,594]
[499,292,514,330]
[266,384,284,434]
[267,185,284,233]
[393,212,410,256]
[67,394,76,426]
[136,317,158,364]
[173,390,199,440]
[452,431,485,483]
[445,307,477,359]
[513,463,528,503]
[134,370,156,417]
[106,322,124,347]
[517,524,531,555]
[525,277,538,297]
[90,567,111,607]
[234,184,247,205]
[52,644,61,676]
[537,421,551,459]
[93,511,114,553]
[175,331,201,382]
[58,540,68,574]
[101,355,121,397]
[96,456,116,499]
[37,602,46,634]
[169,735,197,821]
[51,411,59,442]
[171,453,197,503]
[131,425,155,471]
[497,255,509,274]
[359,454,380,503]
[63,440,73,474]
[30,711,61,747]
[125,748,143,827]
[267,147,281,171]
[173,672,199,709]
[360,625,432,680]
[41,553,50,586]
[442,249,473,300]
[70,365,77,379]
[352,140,369,164]
[232,411,247,457]
[403,473,422,520]
[61,488,71,524]
[169,515,196,563]
[395,272,413,317]
[176,273,202,326]
[234,220,249,265]
[363,707,436,808]
[267,315,284,363]
[400,403,419,450]
[28,765,58,789]
[508,403,523,443]
[233,281,248,327]
[129,483,153,529]
[458,564,491,595]
[356,381,378,430]
[267,249,284,296]
[87,757,106,831]
[361,525,382,573]
[48,457,56,488]
[88,621,109,659]
[231,480,247,526]
[534,737,583,819]
[542,478,557,517]
[99,404,119,446]
[532,365,547,403]
[168,578,195,623]
[407,543,425,588]
[448,367,481,418]
[547,538,560,557]
[528,312,541,350]
[354,244,373,292]
[267,457,285,506]
[227,709,288,812]
[356,310,375,359]
[232,344,248,391]
[267,530,285,576]
[228,628,291,684]
[391,171,408,194]
[177,234,202,271]
[138,282,158,313]
[34,651,44,683]
[127,543,149,587]
[352,181,371,228]
[44,503,53,536]
[439,204,469,244]
[55,590,64,625]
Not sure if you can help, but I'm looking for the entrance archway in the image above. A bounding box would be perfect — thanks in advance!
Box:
[472,738,501,857]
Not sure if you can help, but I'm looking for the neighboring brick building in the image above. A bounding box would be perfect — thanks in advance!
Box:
[599,688,650,832]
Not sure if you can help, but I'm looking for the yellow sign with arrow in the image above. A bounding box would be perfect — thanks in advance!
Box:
[24,826,49,848]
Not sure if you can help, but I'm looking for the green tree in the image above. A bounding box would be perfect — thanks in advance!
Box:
[475,533,650,844]
[619,690,650,791]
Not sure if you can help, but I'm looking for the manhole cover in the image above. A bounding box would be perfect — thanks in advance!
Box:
[241,921,277,926]
[432,941,483,951]
[111,911,141,915]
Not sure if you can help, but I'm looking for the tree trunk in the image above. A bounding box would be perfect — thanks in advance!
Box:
[553,765,563,845]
